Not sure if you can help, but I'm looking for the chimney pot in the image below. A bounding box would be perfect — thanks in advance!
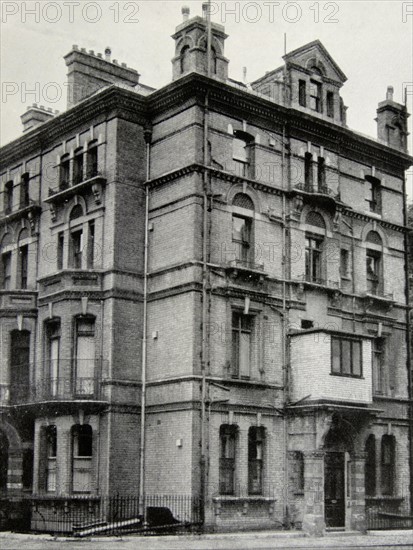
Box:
[182,5,190,21]
[386,86,394,101]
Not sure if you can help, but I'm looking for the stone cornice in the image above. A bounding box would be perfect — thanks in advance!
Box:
[2,73,412,176]
[146,162,407,233]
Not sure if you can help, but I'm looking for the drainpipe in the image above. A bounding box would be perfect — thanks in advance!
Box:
[402,172,413,517]
[139,127,152,522]
[200,0,212,526]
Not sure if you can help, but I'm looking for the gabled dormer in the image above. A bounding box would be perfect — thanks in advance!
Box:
[252,40,348,126]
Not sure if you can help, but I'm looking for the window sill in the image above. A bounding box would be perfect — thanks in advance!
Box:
[330,373,364,380]
[213,495,276,502]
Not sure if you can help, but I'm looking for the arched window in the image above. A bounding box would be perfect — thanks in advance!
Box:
[87,141,98,179]
[20,173,30,208]
[180,45,190,74]
[366,231,383,295]
[211,46,217,74]
[219,425,237,495]
[59,154,70,190]
[73,147,84,185]
[381,435,395,495]
[10,330,30,404]
[232,193,254,266]
[248,426,265,495]
[365,435,376,496]
[305,212,326,284]
[72,424,93,493]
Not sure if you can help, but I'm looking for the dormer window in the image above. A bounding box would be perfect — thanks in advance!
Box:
[309,80,322,112]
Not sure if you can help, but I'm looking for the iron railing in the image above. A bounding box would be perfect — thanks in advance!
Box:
[1,360,105,406]
[366,496,412,530]
[28,494,202,535]
[48,172,105,197]
[0,199,40,219]
[295,183,335,196]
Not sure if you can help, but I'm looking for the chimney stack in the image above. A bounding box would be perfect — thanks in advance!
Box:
[182,6,190,21]
[376,85,409,152]
[386,86,394,101]
[21,103,55,133]
[64,45,140,108]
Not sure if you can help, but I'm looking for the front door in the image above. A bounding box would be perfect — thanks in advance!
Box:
[324,451,345,528]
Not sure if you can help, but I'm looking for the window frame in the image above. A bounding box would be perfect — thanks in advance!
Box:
[372,338,385,395]
[86,141,99,180]
[59,154,70,190]
[74,316,96,397]
[248,426,265,495]
[18,244,28,289]
[298,79,306,107]
[45,321,61,398]
[305,234,323,284]
[1,251,12,290]
[365,435,376,497]
[309,80,322,112]
[231,311,253,379]
[326,91,334,118]
[219,425,237,496]
[73,147,84,186]
[331,337,363,378]
[366,248,382,295]
[381,435,395,496]
[365,176,381,214]
[45,425,57,493]
[20,173,30,208]
[4,181,13,213]
[71,424,93,494]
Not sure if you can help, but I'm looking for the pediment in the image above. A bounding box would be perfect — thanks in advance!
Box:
[283,40,347,84]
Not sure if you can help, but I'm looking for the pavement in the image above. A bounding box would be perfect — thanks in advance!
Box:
[0,530,412,550]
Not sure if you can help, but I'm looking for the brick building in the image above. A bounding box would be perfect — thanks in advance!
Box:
[1,6,412,534]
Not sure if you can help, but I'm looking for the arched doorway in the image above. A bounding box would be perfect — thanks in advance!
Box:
[323,416,354,529]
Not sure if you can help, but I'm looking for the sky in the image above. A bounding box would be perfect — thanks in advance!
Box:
[1,0,412,195]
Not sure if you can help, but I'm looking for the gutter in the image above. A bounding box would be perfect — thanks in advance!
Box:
[139,125,152,523]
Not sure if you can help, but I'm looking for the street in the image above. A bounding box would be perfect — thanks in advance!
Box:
[0,531,412,550]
